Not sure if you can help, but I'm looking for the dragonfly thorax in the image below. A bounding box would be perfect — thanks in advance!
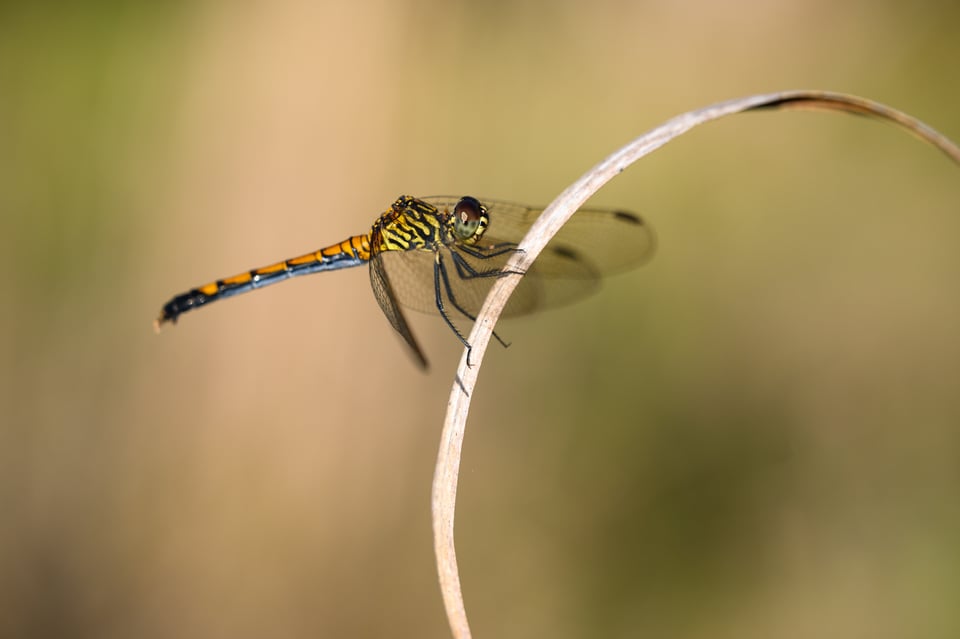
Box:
[372,195,491,255]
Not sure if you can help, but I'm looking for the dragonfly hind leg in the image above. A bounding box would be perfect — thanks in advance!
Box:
[433,254,512,367]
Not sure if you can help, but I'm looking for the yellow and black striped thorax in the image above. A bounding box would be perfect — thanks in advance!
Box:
[370,195,490,256]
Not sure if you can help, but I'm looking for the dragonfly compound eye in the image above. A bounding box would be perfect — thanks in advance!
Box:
[452,196,487,243]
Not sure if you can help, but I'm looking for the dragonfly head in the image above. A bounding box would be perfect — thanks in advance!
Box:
[451,196,489,245]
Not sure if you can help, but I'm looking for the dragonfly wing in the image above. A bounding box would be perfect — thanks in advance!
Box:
[369,255,428,369]
[481,233,612,315]
[378,245,598,319]
[380,197,655,321]
[378,248,508,319]
[376,250,440,313]
[421,197,656,275]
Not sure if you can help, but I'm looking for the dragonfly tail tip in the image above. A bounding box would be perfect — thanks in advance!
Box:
[153,314,176,333]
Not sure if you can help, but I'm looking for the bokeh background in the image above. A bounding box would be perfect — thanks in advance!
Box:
[3,1,959,637]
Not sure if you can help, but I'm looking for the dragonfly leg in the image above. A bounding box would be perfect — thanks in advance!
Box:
[457,241,519,258]
[449,250,526,283]
[433,254,475,364]
[437,253,511,354]
[454,242,526,277]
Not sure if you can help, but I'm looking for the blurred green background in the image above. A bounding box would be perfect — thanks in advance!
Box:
[2,1,959,637]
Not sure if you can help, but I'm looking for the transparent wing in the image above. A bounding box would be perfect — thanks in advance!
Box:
[380,196,655,319]
[369,255,428,368]
[421,196,656,275]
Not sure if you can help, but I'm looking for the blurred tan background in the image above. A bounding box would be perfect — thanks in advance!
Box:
[2,1,959,637]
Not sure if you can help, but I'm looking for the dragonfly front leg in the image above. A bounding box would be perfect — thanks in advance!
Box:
[449,249,526,284]
[454,242,526,278]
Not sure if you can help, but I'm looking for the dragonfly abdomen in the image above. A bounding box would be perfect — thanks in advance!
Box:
[156,235,371,328]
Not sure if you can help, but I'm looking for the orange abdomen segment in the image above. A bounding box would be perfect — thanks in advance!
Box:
[156,234,371,327]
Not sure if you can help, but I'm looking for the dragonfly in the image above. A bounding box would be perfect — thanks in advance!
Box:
[155,195,655,368]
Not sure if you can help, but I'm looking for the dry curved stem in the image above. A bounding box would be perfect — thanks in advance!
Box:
[431,90,960,639]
